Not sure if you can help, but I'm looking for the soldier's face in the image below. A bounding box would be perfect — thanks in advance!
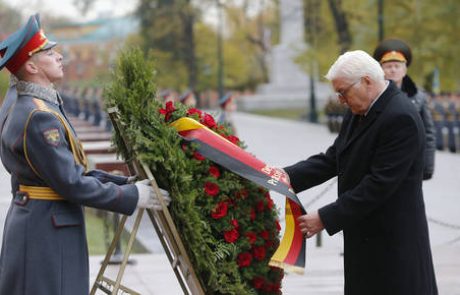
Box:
[381,61,407,85]
[31,48,64,83]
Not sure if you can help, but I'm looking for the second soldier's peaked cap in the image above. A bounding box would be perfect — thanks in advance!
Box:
[179,90,193,102]
[373,38,412,67]
[219,92,233,106]
[0,14,57,74]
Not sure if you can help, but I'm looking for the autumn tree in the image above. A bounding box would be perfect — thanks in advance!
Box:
[137,0,199,93]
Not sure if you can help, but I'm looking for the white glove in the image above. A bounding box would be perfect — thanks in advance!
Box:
[135,179,171,210]
[127,175,138,184]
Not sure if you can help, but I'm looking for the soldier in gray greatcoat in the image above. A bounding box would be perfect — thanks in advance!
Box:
[0,14,169,295]
[431,94,446,151]
[374,39,436,180]
[445,92,458,153]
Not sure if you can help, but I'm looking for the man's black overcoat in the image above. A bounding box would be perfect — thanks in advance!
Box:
[285,82,438,295]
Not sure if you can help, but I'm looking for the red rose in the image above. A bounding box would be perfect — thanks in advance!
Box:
[226,135,240,145]
[270,266,285,281]
[265,193,274,209]
[181,144,188,151]
[260,230,270,240]
[237,252,252,268]
[256,200,265,212]
[165,101,175,112]
[193,151,205,161]
[265,240,275,248]
[245,232,257,244]
[252,276,265,289]
[187,108,202,118]
[204,182,220,197]
[227,198,236,207]
[211,201,228,219]
[267,198,274,209]
[250,208,256,221]
[264,282,281,292]
[252,246,266,261]
[209,166,220,178]
[275,220,281,232]
[201,113,217,129]
[159,101,176,122]
[224,228,239,243]
[235,189,248,199]
[230,218,239,229]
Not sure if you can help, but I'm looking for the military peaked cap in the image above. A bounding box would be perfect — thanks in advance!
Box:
[373,39,412,67]
[219,92,233,107]
[0,14,56,73]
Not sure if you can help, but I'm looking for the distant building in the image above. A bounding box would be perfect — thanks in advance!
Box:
[48,15,139,81]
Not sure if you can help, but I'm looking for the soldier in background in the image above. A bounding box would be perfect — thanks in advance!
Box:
[374,39,436,180]
[218,92,237,135]
[92,86,103,127]
[446,92,458,153]
[455,92,460,149]
[324,97,338,132]
[179,90,197,107]
[159,89,176,103]
[431,93,447,151]
[82,86,92,121]
[324,95,348,133]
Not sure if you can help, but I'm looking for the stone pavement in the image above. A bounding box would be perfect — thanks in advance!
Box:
[1,112,460,294]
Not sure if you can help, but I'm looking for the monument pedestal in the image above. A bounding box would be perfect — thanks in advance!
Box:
[237,0,331,111]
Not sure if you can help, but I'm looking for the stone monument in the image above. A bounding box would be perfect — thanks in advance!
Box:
[238,0,331,111]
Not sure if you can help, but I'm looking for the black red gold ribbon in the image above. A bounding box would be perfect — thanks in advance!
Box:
[171,117,306,274]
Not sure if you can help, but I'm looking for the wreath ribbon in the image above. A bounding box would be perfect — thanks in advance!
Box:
[171,117,306,274]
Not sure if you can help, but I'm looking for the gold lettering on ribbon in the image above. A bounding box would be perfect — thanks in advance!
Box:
[261,165,284,187]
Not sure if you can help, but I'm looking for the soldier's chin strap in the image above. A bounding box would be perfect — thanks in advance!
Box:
[171,117,306,274]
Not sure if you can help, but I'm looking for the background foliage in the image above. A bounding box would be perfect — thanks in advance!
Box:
[300,0,460,91]
[1,0,459,101]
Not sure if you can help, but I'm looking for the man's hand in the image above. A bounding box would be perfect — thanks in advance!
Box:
[297,211,324,239]
[135,179,171,210]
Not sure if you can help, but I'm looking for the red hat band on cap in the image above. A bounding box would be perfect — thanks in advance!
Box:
[5,29,49,73]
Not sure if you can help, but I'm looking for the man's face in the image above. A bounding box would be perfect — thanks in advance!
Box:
[332,77,371,115]
[381,61,406,85]
[30,48,64,83]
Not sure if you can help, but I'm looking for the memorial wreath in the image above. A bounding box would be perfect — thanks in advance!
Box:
[105,47,284,294]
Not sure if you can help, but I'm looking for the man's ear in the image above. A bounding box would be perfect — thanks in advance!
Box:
[362,76,372,86]
[23,59,39,75]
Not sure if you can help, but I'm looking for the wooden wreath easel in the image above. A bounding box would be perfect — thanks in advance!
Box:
[90,107,205,295]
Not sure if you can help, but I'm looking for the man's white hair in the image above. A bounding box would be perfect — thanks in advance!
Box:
[325,50,384,82]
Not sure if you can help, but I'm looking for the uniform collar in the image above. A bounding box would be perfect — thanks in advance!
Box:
[9,74,18,87]
[16,80,60,105]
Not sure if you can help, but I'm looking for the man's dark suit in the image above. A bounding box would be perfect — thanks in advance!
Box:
[285,82,438,295]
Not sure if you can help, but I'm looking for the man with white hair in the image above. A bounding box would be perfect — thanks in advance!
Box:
[283,50,438,294]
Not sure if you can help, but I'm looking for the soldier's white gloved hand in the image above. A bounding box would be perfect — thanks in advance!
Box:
[127,175,138,184]
[135,179,171,210]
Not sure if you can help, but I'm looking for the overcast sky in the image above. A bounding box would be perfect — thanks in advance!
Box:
[9,0,139,22]
[9,0,264,24]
